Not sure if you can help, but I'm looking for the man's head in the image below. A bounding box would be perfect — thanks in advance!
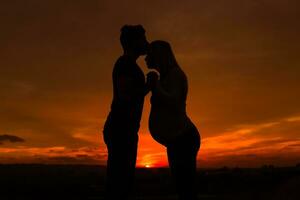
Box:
[120,25,149,56]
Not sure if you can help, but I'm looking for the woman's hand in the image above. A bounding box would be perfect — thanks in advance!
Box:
[146,71,159,90]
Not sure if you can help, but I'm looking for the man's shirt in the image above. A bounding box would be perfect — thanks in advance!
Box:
[104,55,146,135]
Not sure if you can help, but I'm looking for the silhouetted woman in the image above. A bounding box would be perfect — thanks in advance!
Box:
[145,40,201,200]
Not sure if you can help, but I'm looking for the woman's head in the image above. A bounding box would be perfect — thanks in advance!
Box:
[145,40,179,72]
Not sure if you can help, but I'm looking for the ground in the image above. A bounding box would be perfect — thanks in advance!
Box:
[0,164,299,200]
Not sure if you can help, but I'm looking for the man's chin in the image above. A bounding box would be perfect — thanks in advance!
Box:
[140,51,147,56]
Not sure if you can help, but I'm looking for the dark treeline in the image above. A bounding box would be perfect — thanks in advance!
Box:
[0,164,299,200]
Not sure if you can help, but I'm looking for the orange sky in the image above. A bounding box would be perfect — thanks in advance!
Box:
[0,0,300,168]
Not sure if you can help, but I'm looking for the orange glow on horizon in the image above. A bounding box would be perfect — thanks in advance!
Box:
[1,104,300,167]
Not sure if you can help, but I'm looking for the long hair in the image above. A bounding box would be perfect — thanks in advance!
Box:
[150,40,179,68]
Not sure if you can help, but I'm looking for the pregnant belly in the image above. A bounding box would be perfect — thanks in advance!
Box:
[149,109,186,146]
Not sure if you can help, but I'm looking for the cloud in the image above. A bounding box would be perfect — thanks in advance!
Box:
[198,116,300,167]
[71,126,101,144]
[285,116,300,122]
[0,134,25,145]
[0,145,107,165]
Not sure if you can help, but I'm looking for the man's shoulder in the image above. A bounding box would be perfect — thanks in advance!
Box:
[113,55,139,75]
[115,55,135,68]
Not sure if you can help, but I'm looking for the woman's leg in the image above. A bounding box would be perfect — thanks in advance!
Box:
[167,128,200,200]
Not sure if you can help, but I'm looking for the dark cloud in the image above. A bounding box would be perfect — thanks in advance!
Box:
[0,134,25,145]
[35,155,105,165]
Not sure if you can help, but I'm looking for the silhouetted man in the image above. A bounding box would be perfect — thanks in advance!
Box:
[103,25,149,199]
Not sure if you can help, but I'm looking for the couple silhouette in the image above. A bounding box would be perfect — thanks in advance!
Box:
[103,25,201,200]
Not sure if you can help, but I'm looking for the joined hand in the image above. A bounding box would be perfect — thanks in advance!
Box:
[146,71,159,90]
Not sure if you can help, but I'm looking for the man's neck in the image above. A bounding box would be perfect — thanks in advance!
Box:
[123,50,139,61]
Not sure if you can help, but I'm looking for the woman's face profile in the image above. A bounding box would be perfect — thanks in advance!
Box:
[145,46,159,70]
[135,34,149,56]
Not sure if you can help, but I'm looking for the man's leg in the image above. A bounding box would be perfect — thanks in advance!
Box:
[105,134,138,200]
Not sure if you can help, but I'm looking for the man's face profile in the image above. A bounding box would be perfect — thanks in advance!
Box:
[135,34,149,55]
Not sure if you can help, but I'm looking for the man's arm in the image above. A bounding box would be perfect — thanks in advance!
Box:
[117,74,137,102]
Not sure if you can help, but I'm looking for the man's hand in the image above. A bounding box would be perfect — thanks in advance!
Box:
[146,71,159,90]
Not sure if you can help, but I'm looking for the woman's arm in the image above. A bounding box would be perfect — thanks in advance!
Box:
[152,69,184,102]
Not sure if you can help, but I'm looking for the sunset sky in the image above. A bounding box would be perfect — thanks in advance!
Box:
[1,0,300,168]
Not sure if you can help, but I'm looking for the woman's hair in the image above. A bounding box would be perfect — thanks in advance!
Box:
[150,40,179,68]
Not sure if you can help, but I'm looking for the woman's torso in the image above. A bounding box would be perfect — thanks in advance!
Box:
[149,67,196,146]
